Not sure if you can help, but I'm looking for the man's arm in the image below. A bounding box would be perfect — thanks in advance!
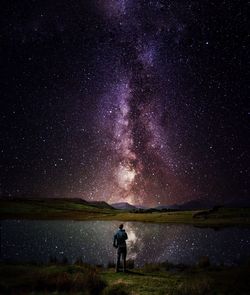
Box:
[124,232,128,240]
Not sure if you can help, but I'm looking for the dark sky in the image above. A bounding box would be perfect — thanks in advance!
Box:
[1,0,249,206]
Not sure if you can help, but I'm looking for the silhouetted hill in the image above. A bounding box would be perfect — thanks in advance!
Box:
[88,201,114,209]
[155,199,216,210]
[49,198,89,204]
[111,202,137,210]
[176,198,250,210]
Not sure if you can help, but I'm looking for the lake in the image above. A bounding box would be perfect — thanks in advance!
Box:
[1,220,250,266]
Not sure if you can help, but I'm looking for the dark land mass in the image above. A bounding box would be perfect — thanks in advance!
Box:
[111,202,137,210]
[0,198,250,227]
[0,262,250,295]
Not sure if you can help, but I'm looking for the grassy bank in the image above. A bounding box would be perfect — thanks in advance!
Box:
[1,199,250,227]
[1,262,250,294]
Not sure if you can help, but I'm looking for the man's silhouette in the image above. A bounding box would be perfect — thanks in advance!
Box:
[113,224,128,272]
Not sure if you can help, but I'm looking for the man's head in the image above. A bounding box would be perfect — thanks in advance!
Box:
[119,224,123,229]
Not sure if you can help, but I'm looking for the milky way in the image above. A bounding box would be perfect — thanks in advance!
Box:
[1,1,249,206]
[93,1,194,205]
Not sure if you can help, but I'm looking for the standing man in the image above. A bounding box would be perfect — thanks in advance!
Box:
[113,224,128,272]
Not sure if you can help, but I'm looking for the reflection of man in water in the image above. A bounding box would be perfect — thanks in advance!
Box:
[113,224,128,272]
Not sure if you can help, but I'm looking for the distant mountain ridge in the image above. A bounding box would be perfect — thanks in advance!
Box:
[111,202,137,210]
[88,201,113,209]
[111,199,219,211]
[155,199,217,210]
[155,198,250,210]
[0,196,114,210]
[1,196,249,210]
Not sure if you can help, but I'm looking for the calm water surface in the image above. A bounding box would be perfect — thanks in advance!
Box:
[1,220,250,266]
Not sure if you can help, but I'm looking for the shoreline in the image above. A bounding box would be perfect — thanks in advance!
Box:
[1,199,250,227]
[1,213,250,228]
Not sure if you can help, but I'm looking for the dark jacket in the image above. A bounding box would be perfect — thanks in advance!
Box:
[113,229,128,248]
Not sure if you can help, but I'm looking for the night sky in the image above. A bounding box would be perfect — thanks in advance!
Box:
[1,1,249,206]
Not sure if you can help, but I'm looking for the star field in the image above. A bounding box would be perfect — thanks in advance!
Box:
[2,220,250,266]
[1,0,249,206]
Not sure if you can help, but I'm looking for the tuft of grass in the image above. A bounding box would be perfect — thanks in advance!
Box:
[74,256,87,266]
[107,259,134,269]
[197,256,210,268]
[102,282,130,295]
[141,261,176,272]
[126,259,135,269]
[174,277,212,295]
[48,255,58,264]
[142,263,163,273]
[0,263,106,294]
[107,261,116,268]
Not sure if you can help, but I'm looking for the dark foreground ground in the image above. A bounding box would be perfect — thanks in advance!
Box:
[0,262,250,295]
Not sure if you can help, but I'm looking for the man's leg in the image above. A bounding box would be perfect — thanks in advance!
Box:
[116,248,121,272]
[122,247,127,272]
